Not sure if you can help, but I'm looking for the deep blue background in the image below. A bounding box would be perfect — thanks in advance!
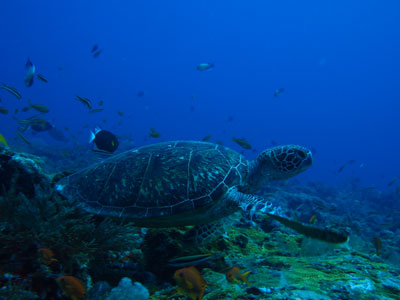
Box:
[1,1,399,188]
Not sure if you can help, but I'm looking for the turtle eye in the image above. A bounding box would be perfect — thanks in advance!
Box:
[297,150,307,159]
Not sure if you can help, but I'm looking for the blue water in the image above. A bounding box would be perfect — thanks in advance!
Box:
[1,1,399,189]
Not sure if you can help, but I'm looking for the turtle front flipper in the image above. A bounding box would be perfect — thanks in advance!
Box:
[229,188,349,244]
[266,213,349,244]
[183,220,227,246]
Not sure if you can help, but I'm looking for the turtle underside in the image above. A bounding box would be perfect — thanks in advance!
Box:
[59,141,248,226]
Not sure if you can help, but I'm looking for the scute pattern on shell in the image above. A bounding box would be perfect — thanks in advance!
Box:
[60,141,248,221]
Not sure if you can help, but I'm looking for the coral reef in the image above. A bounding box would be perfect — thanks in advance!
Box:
[1,147,400,299]
[105,277,149,300]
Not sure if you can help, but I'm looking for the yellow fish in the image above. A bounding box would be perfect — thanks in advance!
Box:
[0,133,8,147]
[309,215,317,224]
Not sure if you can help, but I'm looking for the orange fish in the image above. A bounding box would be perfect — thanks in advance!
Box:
[56,276,86,300]
[37,248,57,265]
[373,236,382,256]
[226,266,251,285]
[174,266,207,300]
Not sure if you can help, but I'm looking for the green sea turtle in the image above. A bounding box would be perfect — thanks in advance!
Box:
[57,141,347,244]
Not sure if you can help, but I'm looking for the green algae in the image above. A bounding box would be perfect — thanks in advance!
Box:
[149,216,400,300]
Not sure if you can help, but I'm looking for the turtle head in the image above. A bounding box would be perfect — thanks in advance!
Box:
[247,145,313,191]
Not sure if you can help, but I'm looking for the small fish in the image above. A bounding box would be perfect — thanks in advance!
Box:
[137,90,144,97]
[21,106,32,112]
[14,108,18,114]
[98,100,103,106]
[36,74,48,83]
[309,215,317,224]
[58,66,64,71]
[61,151,70,158]
[373,236,382,256]
[293,214,299,222]
[92,49,102,58]
[197,63,214,71]
[202,135,212,142]
[168,253,216,268]
[118,119,123,126]
[16,132,31,145]
[226,266,251,285]
[75,96,92,109]
[337,163,347,173]
[24,58,36,87]
[28,100,50,113]
[1,83,22,99]
[174,266,207,300]
[216,140,224,145]
[102,119,107,123]
[56,276,86,300]
[82,124,89,128]
[120,251,137,262]
[30,119,53,132]
[388,177,398,186]
[37,248,57,265]
[0,133,8,147]
[88,108,104,114]
[117,110,124,116]
[13,113,44,125]
[0,107,8,114]
[91,44,99,53]
[232,137,252,150]
[90,127,119,153]
[274,88,285,97]
[381,222,394,227]
[149,128,161,138]
[362,186,377,191]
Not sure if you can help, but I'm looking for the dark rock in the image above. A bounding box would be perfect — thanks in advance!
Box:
[141,229,183,282]
[87,281,112,300]
[260,218,275,233]
[0,146,51,198]
[245,286,264,295]
[235,234,249,249]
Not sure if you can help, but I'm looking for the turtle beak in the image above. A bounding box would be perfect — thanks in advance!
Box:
[304,150,313,167]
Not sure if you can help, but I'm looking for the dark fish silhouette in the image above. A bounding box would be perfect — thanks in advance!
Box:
[24,58,35,87]
[90,127,119,153]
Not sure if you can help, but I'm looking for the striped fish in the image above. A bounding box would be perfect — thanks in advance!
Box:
[1,83,22,99]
